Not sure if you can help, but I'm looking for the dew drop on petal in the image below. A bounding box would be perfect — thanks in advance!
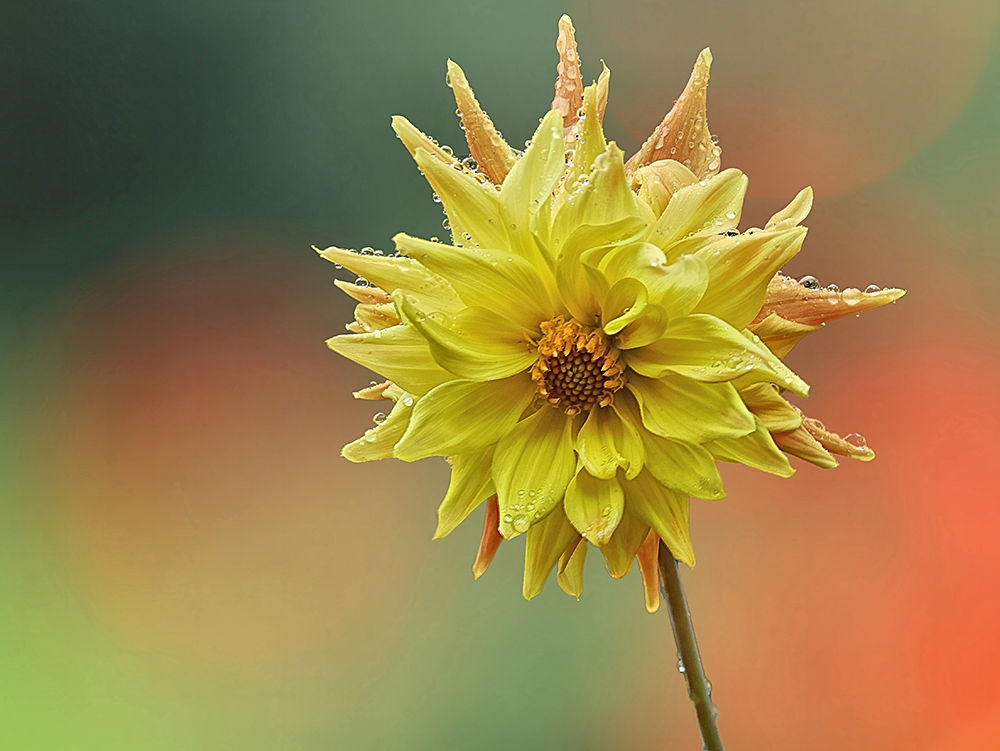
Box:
[798,275,820,289]
[845,432,868,448]
[372,412,387,425]
[864,284,881,294]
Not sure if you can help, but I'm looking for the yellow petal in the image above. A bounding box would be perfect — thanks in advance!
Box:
[691,226,808,329]
[435,448,496,539]
[501,109,566,236]
[754,273,907,327]
[739,383,803,433]
[411,147,510,250]
[523,505,579,599]
[446,59,517,184]
[625,313,810,397]
[395,295,537,381]
[604,249,709,321]
[636,530,662,613]
[472,496,503,578]
[647,168,747,254]
[394,374,534,461]
[601,277,648,335]
[351,302,400,332]
[319,246,462,313]
[551,15,584,135]
[492,405,576,539]
[333,279,392,305]
[641,432,725,500]
[341,395,415,463]
[391,114,465,169]
[630,159,699,217]
[601,507,649,578]
[564,468,624,545]
[625,374,755,444]
[708,417,794,477]
[576,402,643,480]
[556,536,587,598]
[394,233,556,329]
[326,325,452,396]
[557,76,610,208]
[765,186,813,230]
[747,312,822,359]
[623,471,695,567]
[625,48,721,180]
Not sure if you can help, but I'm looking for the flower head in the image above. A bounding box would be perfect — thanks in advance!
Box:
[319,15,904,610]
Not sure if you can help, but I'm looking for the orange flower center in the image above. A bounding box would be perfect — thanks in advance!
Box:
[530,316,625,416]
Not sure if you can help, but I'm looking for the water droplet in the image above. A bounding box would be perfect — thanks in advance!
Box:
[825,283,840,292]
[677,655,686,674]
[372,412,387,425]
[502,513,514,523]
[864,284,881,294]
[513,517,530,533]
[364,429,377,443]
[725,210,737,220]
[431,193,441,204]
[401,395,414,407]
[844,432,868,449]
[798,275,820,289]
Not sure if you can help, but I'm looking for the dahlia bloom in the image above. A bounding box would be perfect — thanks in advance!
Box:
[319,15,904,610]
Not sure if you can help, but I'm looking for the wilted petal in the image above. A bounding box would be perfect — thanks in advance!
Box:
[625,48,721,179]
[754,273,907,327]
[446,59,517,184]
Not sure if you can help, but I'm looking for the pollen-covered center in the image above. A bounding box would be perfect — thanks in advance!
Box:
[530,316,625,416]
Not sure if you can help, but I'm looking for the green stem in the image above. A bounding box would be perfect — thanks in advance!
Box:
[658,541,725,751]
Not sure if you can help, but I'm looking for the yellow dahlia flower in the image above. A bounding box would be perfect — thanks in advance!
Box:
[319,15,904,610]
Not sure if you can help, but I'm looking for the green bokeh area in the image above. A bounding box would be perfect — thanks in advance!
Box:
[5,1,1000,750]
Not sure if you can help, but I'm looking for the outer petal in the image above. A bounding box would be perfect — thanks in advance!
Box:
[446,59,517,184]
[636,530,662,613]
[765,186,813,230]
[647,169,747,254]
[558,75,610,205]
[556,537,587,598]
[318,246,462,313]
[523,505,579,599]
[395,294,536,381]
[800,416,876,462]
[492,406,576,538]
[624,313,810,397]
[326,325,452,396]
[391,115,466,169]
[748,312,822,359]
[411,146,510,250]
[341,395,414,463]
[641,432,725,500]
[564,468,625,545]
[576,402,643,480]
[501,109,565,237]
[754,273,907,327]
[623,471,695,567]
[772,425,838,469]
[625,48,721,180]
[472,497,503,579]
[691,226,808,329]
[625,374,755,444]
[739,383,803,433]
[708,417,794,477]
[394,233,556,328]
[601,507,650,578]
[434,448,496,539]
[394,374,534,461]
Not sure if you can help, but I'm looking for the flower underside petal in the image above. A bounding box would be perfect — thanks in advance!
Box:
[523,505,579,599]
[551,14,584,135]
[754,273,907,328]
[342,395,415,463]
[739,383,803,433]
[473,497,503,578]
[707,417,794,477]
[564,468,625,545]
[556,537,587,598]
[601,507,650,578]
[772,424,838,469]
[630,159,699,217]
[641,432,725,500]
[636,530,662,613]
[446,59,517,184]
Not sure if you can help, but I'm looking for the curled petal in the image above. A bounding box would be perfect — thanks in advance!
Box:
[446,59,517,184]
[754,273,907,327]
[765,186,814,230]
[472,497,503,579]
[772,424,838,469]
[352,302,400,332]
[352,380,393,401]
[739,383,803,433]
[625,48,721,179]
[333,279,392,305]
[551,14,584,136]
[630,159,699,217]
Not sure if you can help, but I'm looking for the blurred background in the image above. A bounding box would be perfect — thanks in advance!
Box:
[4,1,999,749]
